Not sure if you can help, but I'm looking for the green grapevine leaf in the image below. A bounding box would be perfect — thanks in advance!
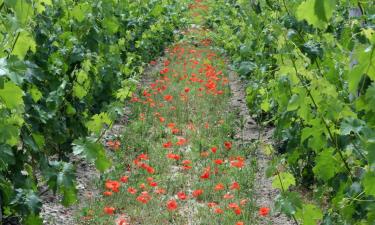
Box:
[275,191,303,216]
[340,118,365,135]
[12,31,36,59]
[5,0,34,26]
[85,112,112,135]
[313,148,339,181]
[0,80,24,110]
[295,203,323,225]
[363,171,375,197]
[296,0,335,29]
[272,172,296,190]
[103,16,119,34]
[0,123,20,146]
[72,138,111,172]
[71,2,91,22]
[73,83,87,99]
[29,85,43,102]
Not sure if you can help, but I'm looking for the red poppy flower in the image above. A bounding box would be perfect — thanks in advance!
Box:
[234,207,241,215]
[105,180,121,192]
[104,206,115,215]
[230,159,245,168]
[107,140,121,150]
[145,165,155,174]
[214,208,223,214]
[192,189,203,198]
[228,203,239,209]
[176,137,187,146]
[172,128,179,134]
[214,159,224,165]
[224,141,232,150]
[136,191,152,204]
[120,176,129,183]
[159,117,165,122]
[163,142,173,148]
[236,222,244,225]
[103,191,113,196]
[164,95,173,101]
[149,181,158,187]
[177,192,187,200]
[259,207,270,216]
[211,147,217,153]
[117,218,127,225]
[184,87,190,93]
[200,170,210,179]
[155,188,166,194]
[127,187,137,195]
[167,153,181,160]
[223,193,234,199]
[167,123,176,128]
[166,199,178,211]
[160,68,169,74]
[214,183,225,191]
[230,182,240,190]
[207,202,218,208]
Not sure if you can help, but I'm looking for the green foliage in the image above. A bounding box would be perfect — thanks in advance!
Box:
[208,0,375,224]
[0,0,186,222]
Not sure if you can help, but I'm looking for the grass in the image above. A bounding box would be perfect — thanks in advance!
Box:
[75,43,258,225]
[75,1,259,224]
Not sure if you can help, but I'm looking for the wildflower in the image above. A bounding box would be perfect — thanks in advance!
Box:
[176,137,187,146]
[214,159,224,165]
[163,141,173,148]
[177,192,187,200]
[104,206,115,215]
[214,183,225,191]
[211,147,217,153]
[200,169,210,179]
[164,95,173,101]
[155,188,166,194]
[184,87,190,93]
[160,68,169,74]
[166,199,178,211]
[167,123,176,128]
[120,176,129,183]
[259,207,270,216]
[192,189,203,198]
[223,193,234,199]
[234,207,241,215]
[127,187,137,195]
[214,208,223,214]
[230,182,240,190]
[230,159,245,168]
[103,191,113,196]
[167,153,181,160]
[105,180,121,193]
[149,181,158,187]
[136,191,151,204]
[224,141,232,150]
[236,222,244,225]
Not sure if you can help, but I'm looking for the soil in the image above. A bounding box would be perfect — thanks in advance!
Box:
[228,71,294,225]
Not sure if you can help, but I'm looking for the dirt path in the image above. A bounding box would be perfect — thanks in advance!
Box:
[228,71,294,225]
[40,1,294,224]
